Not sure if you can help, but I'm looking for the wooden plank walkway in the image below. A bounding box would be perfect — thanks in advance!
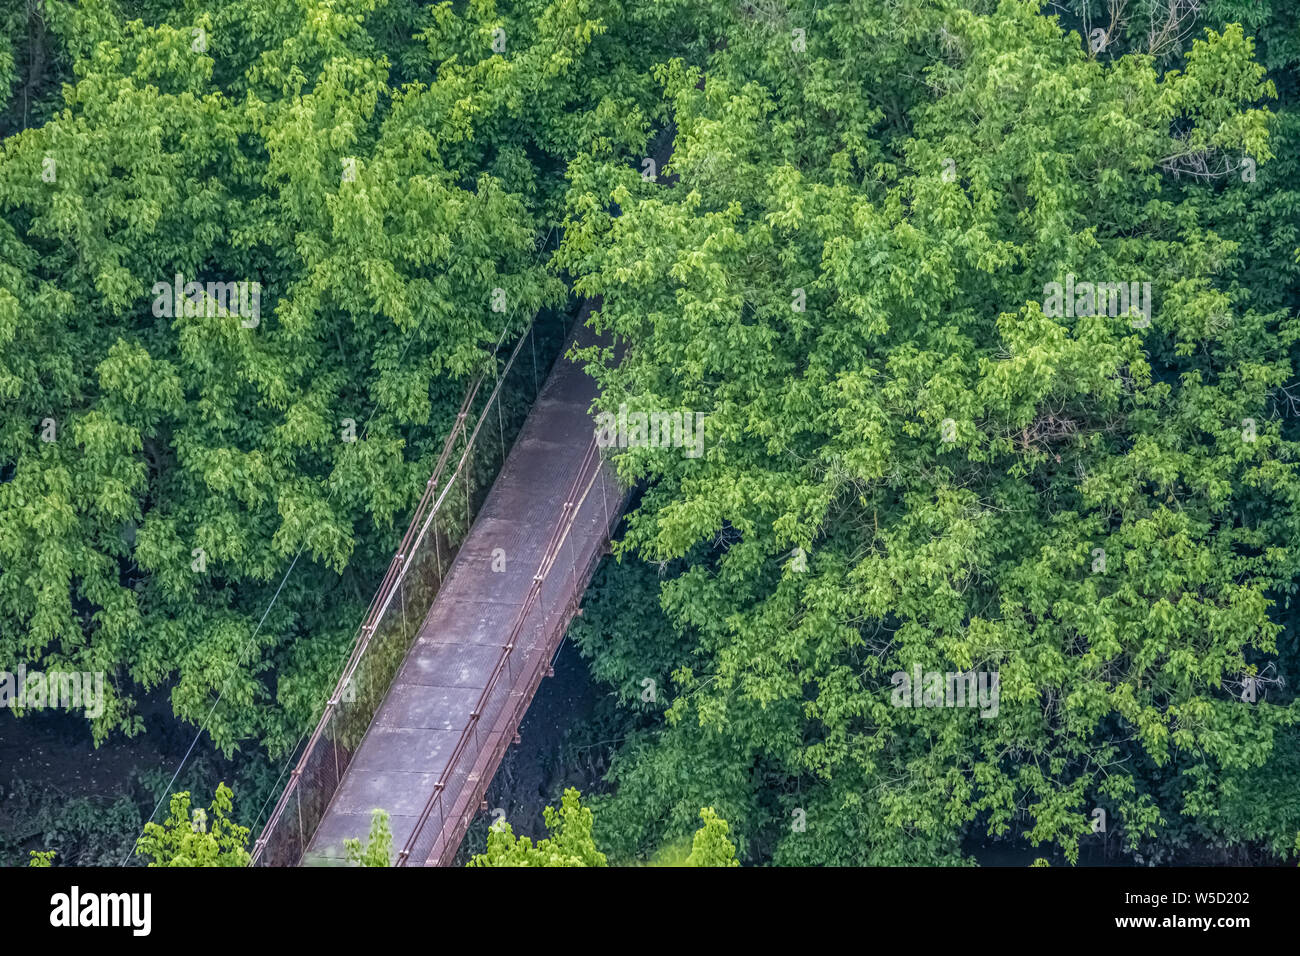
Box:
[302,316,623,865]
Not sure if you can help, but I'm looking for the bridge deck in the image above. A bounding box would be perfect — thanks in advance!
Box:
[304,317,622,865]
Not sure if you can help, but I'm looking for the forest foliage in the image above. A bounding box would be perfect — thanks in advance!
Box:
[4,0,1300,866]
[133,782,250,865]
[561,0,1300,865]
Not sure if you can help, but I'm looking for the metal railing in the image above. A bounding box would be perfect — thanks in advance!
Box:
[249,309,564,867]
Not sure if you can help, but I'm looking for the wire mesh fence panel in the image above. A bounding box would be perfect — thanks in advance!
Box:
[254,776,305,867]
[293,721,340,853]
[403,753,473,865]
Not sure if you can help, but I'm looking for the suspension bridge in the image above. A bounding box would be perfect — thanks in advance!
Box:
[250,305,626,866]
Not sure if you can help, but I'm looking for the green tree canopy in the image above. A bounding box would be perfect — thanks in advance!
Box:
[468,788,608,867]
[561,0,1300,865]
[134,782,250,866]
[685,807,740,867]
